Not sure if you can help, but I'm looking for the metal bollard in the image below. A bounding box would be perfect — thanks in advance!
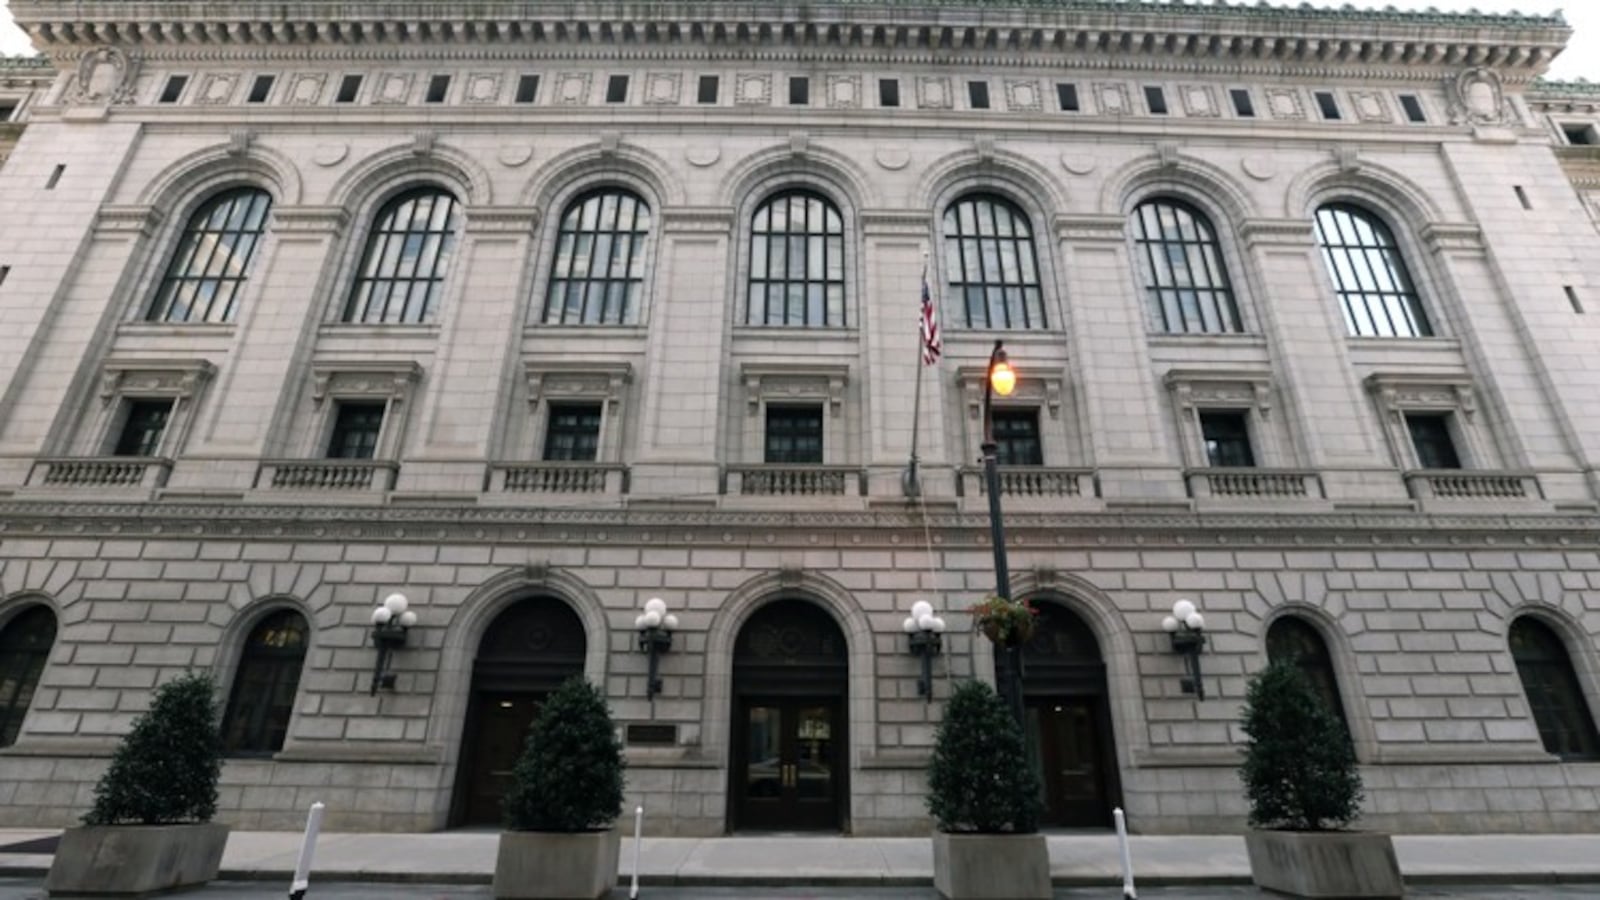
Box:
[288,801,325,900]
[1114,807,1137,900]
[629,805,645,899]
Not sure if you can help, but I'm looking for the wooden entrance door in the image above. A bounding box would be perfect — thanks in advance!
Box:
[459,692,545,826]
[734,697,842,831]
[1027,696,1111,828]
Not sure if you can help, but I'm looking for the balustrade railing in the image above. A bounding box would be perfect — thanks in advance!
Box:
[258,460,398,491]
[1186,468,1324,500]
[959,466,1094,498]
[1405,470,1540,501]
[725,464,864,497]
[32,457,171,489]
[490,463,627,494]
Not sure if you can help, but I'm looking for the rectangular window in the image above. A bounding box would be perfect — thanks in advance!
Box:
[335,74,363,103]
[606,75,629,103]
[992,409,1043,467]
[159,75,188,104]
[698,75,719,104]
[1200,412,1255,468]
[247,75,275,104]
[113,400,174,457]
[543,403,603,462]
[326,402,386,460]
[44,164,63,190]
[1563,124,1599,146]
[425,75,451,103]
[1566,285,1585,314]
[789,76,810,106]
[1314,91,1341,120]
[1229,88,1255,117]
[1399,94,1426,123]
[1406,414,1461,470]
[0,266,9,289]
[0,103,15,122]
[1144,86,1168,115]
[1515,186,1532,210]
[879,78,900,108]
[515,74,540,104]
[1056,83,1080,112]
[968,81,990,110]
[764,406,823,464]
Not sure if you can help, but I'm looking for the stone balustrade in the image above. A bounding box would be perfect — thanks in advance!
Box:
[30,457,172,490]
[489,462,628,494]
[257,459,398,492]
[1185,468,1325,500]
[724,464,865,497]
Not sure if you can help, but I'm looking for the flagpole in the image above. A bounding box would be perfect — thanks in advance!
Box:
[905,252,930,498]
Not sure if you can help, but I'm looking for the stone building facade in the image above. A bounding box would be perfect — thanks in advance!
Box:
[0,57,53,170]
[0,1,1598,836]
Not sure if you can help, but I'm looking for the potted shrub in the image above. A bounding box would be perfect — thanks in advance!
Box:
[926,680,1049,900]
[1239,659,1402,899]
[494,677,625,900]
[45,671,229,897]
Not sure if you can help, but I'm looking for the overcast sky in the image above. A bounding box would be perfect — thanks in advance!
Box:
[0,1,1595,80]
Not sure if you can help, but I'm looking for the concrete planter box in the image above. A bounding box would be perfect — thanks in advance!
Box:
[932,831,1051,900]
[44,822,229,897]
[493,828,620,900]
[1245,829,1403,899]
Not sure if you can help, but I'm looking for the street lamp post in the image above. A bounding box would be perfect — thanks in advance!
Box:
[980,339,1023,726]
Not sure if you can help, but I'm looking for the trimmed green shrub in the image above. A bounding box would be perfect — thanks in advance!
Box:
[926,680,1042,834]
[1239,659,1364,831]
[503,677,625,832]
[84,671,222,826]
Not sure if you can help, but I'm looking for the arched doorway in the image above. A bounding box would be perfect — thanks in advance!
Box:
[728,598,848,832]
[1022,600,1120,828]
[451,596,587,826]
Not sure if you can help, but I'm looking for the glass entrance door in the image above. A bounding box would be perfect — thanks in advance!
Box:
[735,699,840,831]
[1027,696,1112,828]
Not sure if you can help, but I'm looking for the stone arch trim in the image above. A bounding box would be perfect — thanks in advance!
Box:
[717,141,877,212]
[209,594,316,752]
[703,570,876,770]
[1502,603,1600,743]
[428,567,609,754]
[0,591,61,632]
[1009,571,1148,769]
[519,139,682,210]
[1284,159,1447,231]
[916,147,1068,218]
[327,139,492,211]
[1255,602,1380,763]
[1101,152,1259,226]
[136,140,304,209]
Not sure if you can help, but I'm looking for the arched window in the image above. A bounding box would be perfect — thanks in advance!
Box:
[344,187,461,324]
[747,190,845,327]
[0,605,56,748]
[221,609,309,756]
[943,194,1046,330]
[1313,203,1432,338]
[1131,198,1243,334]
[147,187,273,323]
[1266,616,1347,729]
[543,188,651,325]
[1509,617,1600,760]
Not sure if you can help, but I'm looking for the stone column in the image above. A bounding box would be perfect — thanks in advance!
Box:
[396,207,540,495]
[629,207,734,496]
[169,206,350,491]
[1055,214,1183,502]
[1239,218,1392,501]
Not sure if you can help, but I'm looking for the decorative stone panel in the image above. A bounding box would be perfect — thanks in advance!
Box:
[555,71,592,105]
[1350,91,1392,123]
[1180,84,1220,117]
[735,73,772,106]
[827,74,861,109]
[463,72,502,104]
[195,72,238,106]
[916,76,951,110]
[1265,87,1305,119]
[1004,79,1042,112]
[1095,82,1131,116]
[285,73,327,105]
[645,72,681,105]
[372,72,414,105]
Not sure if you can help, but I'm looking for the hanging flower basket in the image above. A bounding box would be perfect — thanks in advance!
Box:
[970,596,1038,646]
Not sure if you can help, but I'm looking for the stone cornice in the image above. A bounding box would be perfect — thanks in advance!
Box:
[10,1,1571,78]
[0,498,1596,550]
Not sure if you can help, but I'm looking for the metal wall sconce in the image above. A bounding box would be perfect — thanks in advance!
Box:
[369,592,417,696]
[902,600,947,701]
[634,597,678,699]
[1162,598,1207,701]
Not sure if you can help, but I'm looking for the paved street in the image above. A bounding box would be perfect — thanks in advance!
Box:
[2,881,1600,899]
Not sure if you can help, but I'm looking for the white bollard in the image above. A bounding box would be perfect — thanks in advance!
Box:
[1114,807,1137,900]
[629,804,644,899]
[288,801,325,900]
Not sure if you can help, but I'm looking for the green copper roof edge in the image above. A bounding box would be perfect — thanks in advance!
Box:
[1532,79,1600,96]
[8,0,1572,30]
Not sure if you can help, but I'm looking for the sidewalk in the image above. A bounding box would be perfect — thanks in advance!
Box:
[2,829,1599,886]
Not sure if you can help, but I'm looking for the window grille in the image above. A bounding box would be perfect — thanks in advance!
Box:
[148,187,273,323]
[113,400,174,457]
[747,191,846,327]
[543,188,651,325]
[221,610,309,756]
[327,402,385,460]
[1200,411,1254,467]
[1266,616,1348,730]
[1131,199,1243,334]
[344,188,460,324]
[765,406,823,464]
[1314,204,1432,338]
[1510,617,1600,760]
[0,606,56,748]
[942,194,1046,330]
[543,404,603,461]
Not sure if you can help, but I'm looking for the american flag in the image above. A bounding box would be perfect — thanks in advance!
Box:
[920,268,942,366]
